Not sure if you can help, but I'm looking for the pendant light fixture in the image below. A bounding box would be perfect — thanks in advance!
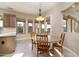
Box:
[36,3,44,21]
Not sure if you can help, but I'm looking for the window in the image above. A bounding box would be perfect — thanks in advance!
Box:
[46,17,51,33]
[0,20,3,32]
[42,24,44,29]
[0,20,3,27]
[16,22,25,34]
[28,22,33,33]
[35,22,39,33]
[41,24,44,33]
[63,20,67,32]
[28,23,32,26]
[47,24,51,33]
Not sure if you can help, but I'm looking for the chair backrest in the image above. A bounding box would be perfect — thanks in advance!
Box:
[59,33,65,46]
[36,34,48,46]
[30,32,36,39]
[30,32,36,37]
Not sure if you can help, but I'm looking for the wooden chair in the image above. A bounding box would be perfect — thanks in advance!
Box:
[30,32,37,50]
[36,34,50,56]
[52,33,65,54]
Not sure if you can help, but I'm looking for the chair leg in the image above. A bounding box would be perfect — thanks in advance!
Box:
[59,47,63,55]
[36,44,38,57]
[47,50,49,56]
[53,45,55,55]
[32,45,33,50]
[32,42,33,50]
[31,40,33,50]
[61,47,63,54]
[37,51,39,57]
[37,53,38,57]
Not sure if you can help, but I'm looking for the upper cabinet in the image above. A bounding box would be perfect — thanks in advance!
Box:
[3,13,16,27]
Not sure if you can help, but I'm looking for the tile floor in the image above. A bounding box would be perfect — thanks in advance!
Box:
[0,39,78,57]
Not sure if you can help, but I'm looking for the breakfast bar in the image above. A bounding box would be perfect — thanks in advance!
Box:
[0,32,16,55]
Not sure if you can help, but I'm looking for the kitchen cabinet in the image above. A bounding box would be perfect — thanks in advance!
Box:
[0,36,16,54]
[3,13,16,27]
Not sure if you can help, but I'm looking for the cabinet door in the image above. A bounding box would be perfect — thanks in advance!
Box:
[4,13,16,27]
[4,14,10,27]
[10,15,16,27]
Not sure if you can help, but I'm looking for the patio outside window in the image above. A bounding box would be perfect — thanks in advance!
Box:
[0,20,3,33]
[28,22,33,33]
[16,22,25,34]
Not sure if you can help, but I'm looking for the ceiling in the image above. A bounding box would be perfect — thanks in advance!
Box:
[0,2,58,16]
[63,2,79,19]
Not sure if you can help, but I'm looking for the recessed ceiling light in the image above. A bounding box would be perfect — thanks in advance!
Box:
[72,5,76,8]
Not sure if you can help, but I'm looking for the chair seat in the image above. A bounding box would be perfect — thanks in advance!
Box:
[32,40,37,44]
[49,49,54,54]
[38,45,49,50]
[53,42,62,47]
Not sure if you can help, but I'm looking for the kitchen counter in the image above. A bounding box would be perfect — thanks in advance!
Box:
[0,32,16,37]
[0,32,16,54]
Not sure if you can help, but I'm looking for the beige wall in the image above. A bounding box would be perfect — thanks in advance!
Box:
[42,2,75,40]
[43,6,64,41]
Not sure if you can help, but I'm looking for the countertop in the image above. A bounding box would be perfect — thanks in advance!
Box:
[0,32,16,37]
